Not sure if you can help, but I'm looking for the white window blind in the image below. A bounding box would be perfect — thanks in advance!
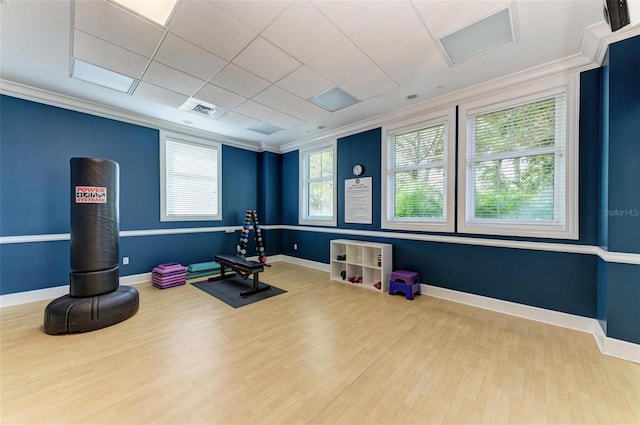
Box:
[387,122,448,222]
[161,135,221,221]
[465,92,568,229]
[300,144,336,226]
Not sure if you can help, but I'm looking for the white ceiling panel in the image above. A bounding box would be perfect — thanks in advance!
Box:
[379,39,449,86]
[195,83,247,110]
[415,0,513,38]
[73,30,149,79]
[132,81,188,108]
[232,37,301,83]
[209,0,291,33]
[253,85,303,111]
[267,112,304,129]
[153,33,227,81]
[308,38,377,85]
[142,61,205,96]
[74,0,164,57]
[2,0,619,149]
[286,101,331,121]
[262,1,344,63]
[234,100,280,121]
[211,63,271,98]
[340,67,398,101]
[312,0,398,35]
[216,111,261,129]
[350,2,433,65]
[277,66,333,100]
[169,0,256,61]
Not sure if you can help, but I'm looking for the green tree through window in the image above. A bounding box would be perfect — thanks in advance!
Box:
[468,94,565,222]
[390,123,447,219]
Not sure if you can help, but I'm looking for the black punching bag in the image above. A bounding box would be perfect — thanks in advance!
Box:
[69,158,120,297]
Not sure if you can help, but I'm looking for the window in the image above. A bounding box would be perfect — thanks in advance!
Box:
[381,108,456,232]
[300,143,336,226]
[458,77,578,239]
[160,131,222,221]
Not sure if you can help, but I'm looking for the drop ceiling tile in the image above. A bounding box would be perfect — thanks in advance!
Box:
[252,85,303,111]
[142,61,205,96]
[339,67,398,100]
[350,2,432,65]
[308,39,377,85]
[154,33,227,81]
[277,66,333,100]
[232,37,301,83]
[74,0,164,57]
[312,0,398,35]
[285,101,330,121]
[195,83,247,110]
[414,0,512,38]
[211,63,270,98]
[216,111,261,129]
[132,81,188,108]
[73,30,148,79]
[169,0,256,61]
[379,39,448,85]
[261,1,344,63]
[267,112,304,129]
[234,100,279,121]
[209,1,291,33]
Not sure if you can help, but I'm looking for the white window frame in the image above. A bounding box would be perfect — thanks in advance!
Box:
[381,107,456,232]
[299,141,337,227]
[457,75,579,239]
[160,130,222,222]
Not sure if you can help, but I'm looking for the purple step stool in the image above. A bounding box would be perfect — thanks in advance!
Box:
[389,270,421,300]
[152,263,186,289]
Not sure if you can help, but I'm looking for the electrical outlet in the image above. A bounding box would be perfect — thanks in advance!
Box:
[123,257,129,265]
[293,243,298,250]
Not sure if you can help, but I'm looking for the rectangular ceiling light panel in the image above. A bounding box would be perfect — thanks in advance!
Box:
[439,8,514,64]
[309,86,360,112]
[72,59,136,93]
[110,0,178,26]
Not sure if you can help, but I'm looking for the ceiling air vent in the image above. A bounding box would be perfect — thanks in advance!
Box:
[179,98,227,119]
[192,103,216,116]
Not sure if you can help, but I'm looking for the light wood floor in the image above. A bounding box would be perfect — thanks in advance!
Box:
[1,262,639,425]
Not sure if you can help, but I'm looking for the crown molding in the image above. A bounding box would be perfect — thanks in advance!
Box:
[0,79,263,153]
[582,22,640,66]
[280,52,597,153]
[280,25,640,154]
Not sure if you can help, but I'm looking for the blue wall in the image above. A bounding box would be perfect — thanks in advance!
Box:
[0,95,263,294]
[337,128,382,229]
[280,150,298,226]
[258,151,283,254]
[596,35,640,343]
[605,35,640,255]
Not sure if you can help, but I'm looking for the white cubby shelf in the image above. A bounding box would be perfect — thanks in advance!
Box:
[329,239,393,293]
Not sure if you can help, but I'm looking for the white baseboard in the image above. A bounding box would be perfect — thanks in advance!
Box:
[421,284,595,333]
[269,254,330,272]
[592,323,640,364]
[0,273,151,308]
[422,284,639,364]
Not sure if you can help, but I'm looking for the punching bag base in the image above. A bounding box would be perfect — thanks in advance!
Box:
[44,286,139,335]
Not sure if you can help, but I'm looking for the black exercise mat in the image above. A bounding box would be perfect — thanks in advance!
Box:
[191,275,286,308]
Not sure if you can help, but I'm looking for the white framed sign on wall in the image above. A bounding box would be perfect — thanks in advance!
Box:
[345,177,372,224]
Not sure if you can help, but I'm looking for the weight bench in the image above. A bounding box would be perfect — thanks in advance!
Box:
[209,255,271,297]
